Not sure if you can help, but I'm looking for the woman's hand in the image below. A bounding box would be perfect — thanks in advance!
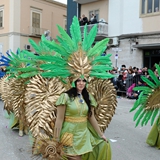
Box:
[101,134,108,143]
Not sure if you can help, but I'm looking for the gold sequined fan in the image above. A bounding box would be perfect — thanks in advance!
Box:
[25,75,66,139]
[88,78,117,132]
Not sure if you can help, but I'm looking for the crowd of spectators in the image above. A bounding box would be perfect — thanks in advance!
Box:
[110,64,160,99]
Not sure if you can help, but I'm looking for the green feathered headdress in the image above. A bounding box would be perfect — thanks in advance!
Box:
[130,63,160,127]
[37,16,114,82]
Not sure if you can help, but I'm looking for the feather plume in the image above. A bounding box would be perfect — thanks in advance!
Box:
[141,76,156,88]
[29,39,41,54]
[148,69,160,86]
[70,16,81,50]
[87,38,109,57]
[57,25,76,52]
[82,25,97,51]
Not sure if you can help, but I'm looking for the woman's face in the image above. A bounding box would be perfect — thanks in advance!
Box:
[76,78,86,93]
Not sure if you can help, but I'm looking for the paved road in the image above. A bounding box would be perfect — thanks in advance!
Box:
[0,98,159,160]
[106,97,159,160]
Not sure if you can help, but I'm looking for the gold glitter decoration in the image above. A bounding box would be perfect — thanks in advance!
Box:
[0,75,13,113]
[10,78,27,118]
[45,144,56,156]
[61,132,73,146]
[25,75,66,138]
[88,78,117,132]
[68,50,92,82]
[145,87,160,110]
[32,136,67,160]
[9,78,28,132]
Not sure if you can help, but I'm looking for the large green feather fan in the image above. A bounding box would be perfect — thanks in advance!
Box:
[130,63,160,127]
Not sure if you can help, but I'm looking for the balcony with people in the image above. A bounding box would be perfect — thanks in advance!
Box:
[79,14,108,40]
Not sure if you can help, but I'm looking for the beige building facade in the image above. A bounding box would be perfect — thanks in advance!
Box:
[74,0,160,69]
[0,0,66,54]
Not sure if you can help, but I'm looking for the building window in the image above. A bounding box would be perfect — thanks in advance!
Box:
[154,0,159,12]
[0,6,4,28]
[141,0,160,14]
[32,12,40,28]
[89,10,99,21]
[30,7,42,35]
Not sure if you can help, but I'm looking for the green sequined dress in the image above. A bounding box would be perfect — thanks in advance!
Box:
[56,93,111,160]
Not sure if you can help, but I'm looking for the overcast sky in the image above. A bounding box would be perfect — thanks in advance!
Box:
[54,0,67,4]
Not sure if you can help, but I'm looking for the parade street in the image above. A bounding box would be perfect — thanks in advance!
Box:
[0,98,159,160]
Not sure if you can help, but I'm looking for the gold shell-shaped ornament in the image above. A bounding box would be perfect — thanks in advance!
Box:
[25,75,66,139]
[88,78,117,132]
[32,135,67,160]
[145,87,160,110]
[68,50,92,82]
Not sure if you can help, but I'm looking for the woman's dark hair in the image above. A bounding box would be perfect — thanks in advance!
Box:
[65,80,92,116]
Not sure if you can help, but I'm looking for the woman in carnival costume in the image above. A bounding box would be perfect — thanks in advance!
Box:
[1,16,117,159]
[130,63,160,149]
[26,16,117,159]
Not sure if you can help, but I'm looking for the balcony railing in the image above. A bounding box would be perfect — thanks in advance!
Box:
[80,23,108,37]
[29,26,47,36]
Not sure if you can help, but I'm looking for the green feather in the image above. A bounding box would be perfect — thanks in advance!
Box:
[92,54,112,65]
[57,36,73,53]
[87,38,109,57]
[82,25,97,51]
[155,63,160,75]
[148,69,160,86]
[133,86,152,92]
[41,34,47,42]
[40,64,67,71]
[130,100,140,112]
[22,50,38,59]
[18,71,38,78]
[57,25,76,52]
[43,40,69,58]
[70,16,81,50]
[29,39,41,53]
[8,74,16,79]
[144,110,153,125]
[17,48,21,54]
[141,76,156,88]
[90,72,114,79]
[37,56,66,64]
[17,67,38,72]
[135,110,146,127]
[133,105,144,121]
[91,65,113,72]
[82,25,88,51]
[41,71,70,78]
[137,91,145,105]
[141,111,152,126]
[151,108,159,125]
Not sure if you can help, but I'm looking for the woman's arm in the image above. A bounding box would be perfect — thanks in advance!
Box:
[88,107,108,142]
[54,105,66,141]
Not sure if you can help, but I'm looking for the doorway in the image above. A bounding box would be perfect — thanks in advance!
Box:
[143,49,160,69]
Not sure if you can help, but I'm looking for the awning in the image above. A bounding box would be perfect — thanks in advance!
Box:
[133,43,160,49]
